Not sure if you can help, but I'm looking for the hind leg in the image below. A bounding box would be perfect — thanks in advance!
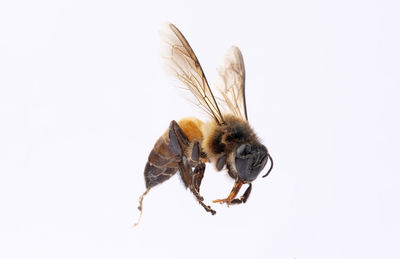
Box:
[133,121,184,227]
[178,157,215,215]
[190,163,215,215]
[134,120,214,227]
[169,121,215,215]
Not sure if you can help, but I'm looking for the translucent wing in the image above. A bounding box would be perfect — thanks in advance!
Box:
[160,23,225,125]
[215,46,248,121]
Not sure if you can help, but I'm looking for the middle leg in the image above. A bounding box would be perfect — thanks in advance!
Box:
[170,121,216,215]
[190,163,216,215]
[178,158,216,215]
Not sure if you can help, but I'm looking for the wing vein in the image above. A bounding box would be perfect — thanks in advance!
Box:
[214,46,248,121]
[160,23,225,124]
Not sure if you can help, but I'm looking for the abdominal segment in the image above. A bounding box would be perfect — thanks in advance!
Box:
[144,162,178,189]
[144,132,179,189]
[143,118,204,189]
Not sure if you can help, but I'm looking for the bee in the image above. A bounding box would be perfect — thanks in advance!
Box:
[133,23,273,227]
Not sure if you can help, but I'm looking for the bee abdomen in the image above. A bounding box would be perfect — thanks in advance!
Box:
[144,132,180,189]
[144,162,177,189]
[143,118,204,189]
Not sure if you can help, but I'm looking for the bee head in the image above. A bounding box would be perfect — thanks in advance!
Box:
[235,143,273,182]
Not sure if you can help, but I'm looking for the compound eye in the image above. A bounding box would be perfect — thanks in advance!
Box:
[236,144,251,158]
[235,157,249,178]
[235,144,268,182]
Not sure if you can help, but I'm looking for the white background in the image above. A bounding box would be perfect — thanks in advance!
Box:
[1,0,399,258]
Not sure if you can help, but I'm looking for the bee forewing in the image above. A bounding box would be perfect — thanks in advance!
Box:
[159,22,225,125]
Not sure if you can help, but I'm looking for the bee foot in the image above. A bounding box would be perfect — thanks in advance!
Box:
[212,198,232,207]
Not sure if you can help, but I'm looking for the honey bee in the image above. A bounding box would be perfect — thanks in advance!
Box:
[133,23,273,227]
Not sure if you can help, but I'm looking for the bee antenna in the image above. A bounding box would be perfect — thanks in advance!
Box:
[262,154,274,178]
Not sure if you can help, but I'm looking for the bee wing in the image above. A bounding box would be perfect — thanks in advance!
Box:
[160,23,225,125]
[215,46,248,121]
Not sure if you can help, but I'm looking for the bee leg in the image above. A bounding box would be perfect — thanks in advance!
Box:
[191,142,216,214]
[230,183,252,204]
[213,179,244,206]
[178,157,216,215]
[169,120,192,188]
[190,163,216,215]
[169,121,215,215]
[178,156,192,188]
[191,141,200,163]
[192,162,204,193]
[169,120,189,157]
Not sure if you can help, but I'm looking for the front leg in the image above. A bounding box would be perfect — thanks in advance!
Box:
[213,179,244,206]
[230,183,252,204]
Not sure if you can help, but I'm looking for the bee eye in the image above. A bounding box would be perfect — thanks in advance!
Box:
[235,144,268,182]
[236,144,251,157]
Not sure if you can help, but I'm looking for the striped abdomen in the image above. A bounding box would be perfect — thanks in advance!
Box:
[144,118,204,189]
